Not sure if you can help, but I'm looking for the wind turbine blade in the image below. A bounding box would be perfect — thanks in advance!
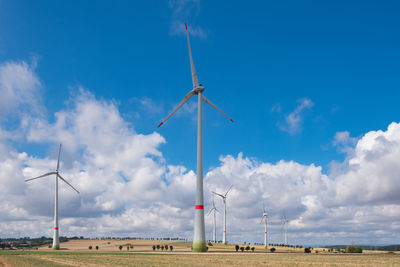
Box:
[260,216,265,224]
[185,23,198,88]
[224,184,233,197]
[56,144,62,171]
[57,174,80,194]
[25,172,56,182]
[263,203,265,213]
[211,191,225,198]
[202,95,234,123]
[215,208,221,214]
[157,90,195,128]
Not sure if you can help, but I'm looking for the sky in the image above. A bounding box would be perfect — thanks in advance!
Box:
[0,0,399,246]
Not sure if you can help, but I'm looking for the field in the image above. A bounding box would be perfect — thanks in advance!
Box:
[1,240,399,266]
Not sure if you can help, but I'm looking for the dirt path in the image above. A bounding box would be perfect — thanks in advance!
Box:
[0,255,12,267]
[33,255,100,267]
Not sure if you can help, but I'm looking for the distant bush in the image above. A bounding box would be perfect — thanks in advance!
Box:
[89,246,92,250]
[156,245,160,250]
[170,245,173,251]
[270,247,276,252]
[165,245,169,251]
[251,247,255,252]
[95,246,99,250]
[235,245,239,252]
[304,247,311,253]
[130,245,134,249]
[246,246,250,252]
[161,246,164,251]
[152,245,156,251]
[345,246,362,253]
[119,245,122,251]
[240,247,244,252]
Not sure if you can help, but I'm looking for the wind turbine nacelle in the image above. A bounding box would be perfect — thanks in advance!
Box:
[194,84,205,93]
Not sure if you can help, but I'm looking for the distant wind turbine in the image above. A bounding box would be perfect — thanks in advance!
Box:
[25,144,79,250]
[212,185,233,245]
[157,23,234,252]
[283,215,289,246]
[260,203,268,248]
[207,196,220,244]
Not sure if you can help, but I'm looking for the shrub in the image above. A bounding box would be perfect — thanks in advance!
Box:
[161,246,164,251]
[152,245,156,251]
[304,247,311,253]
[157,245,160,250]
[89,246,92,250]
[345,246,362,253]
[235,245,239,252]
[165,245,169,251]
[246,246,250,252]
[119,245,123,251]
[130,245,134,249]
[251,247,255,252]
[170,245,173,251]
[270,247,276,252]
[240,247,244,252]
[127,246,129,251]
[95,246,99,250]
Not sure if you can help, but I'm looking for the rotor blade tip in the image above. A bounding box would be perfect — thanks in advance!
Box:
[185,22,187,30]
[157,122,163,128]
[230,119,234,123]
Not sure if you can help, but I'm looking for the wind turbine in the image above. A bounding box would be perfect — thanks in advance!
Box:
[157,23,233,252]
[212,185,233,245]
[25,144,79,250]
[207,196,220,244]
[260,203,268,248]
[283,215,289,246]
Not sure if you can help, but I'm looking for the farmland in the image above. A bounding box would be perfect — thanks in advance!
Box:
[0,240,399,266]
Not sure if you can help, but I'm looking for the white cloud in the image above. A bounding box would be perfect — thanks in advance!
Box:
[278,98,313,135]
[169,0,208,39]
[1,62,400,244]
[0,60,42,118]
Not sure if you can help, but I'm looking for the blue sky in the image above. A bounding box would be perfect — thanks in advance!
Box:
[2,0,399,171]
[1,0,400,245]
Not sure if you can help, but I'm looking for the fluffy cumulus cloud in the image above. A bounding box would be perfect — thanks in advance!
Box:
[1,60,400,245]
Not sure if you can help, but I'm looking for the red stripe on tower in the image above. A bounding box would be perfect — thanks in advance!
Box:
[195,205,204,210]
[54,227,59,230]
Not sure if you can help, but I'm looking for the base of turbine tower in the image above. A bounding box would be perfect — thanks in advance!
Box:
[52,244,60,250]
[192,241,207,252]
[264,245,268,249]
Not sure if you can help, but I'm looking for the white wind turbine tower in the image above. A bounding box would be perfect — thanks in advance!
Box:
[283,215,289,246]
[212,185,233,245]
[25,144,79,250]
[207,196,220,244]
[260,203,268,248]
[157,23,234,252]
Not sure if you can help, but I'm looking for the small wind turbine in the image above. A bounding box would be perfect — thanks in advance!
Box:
[283,215,289,246]
[25,144,79,250]
[207,196,220,244]
[212,185,233,245]
[260,203,268,248]
[157,23,233,252]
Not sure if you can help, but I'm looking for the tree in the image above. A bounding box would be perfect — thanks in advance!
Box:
[246,246,250,252]
[165,245,169,251]
[152,245,156,251]
[95,246,99,251]
[240,247,245,252]
[304,247,311,253]
[89,246,92,250]
[251,247,255,252]
[127,246,129,251]
[270,247,276,252]
[345,246,362,253]
[119,245,123,251]
[157,245,160,250]
[170,245,173,251]
[161,246,164,251]
[235,245,239,252]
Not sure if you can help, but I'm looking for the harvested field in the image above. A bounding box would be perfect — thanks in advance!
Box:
[1,242,399,267]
